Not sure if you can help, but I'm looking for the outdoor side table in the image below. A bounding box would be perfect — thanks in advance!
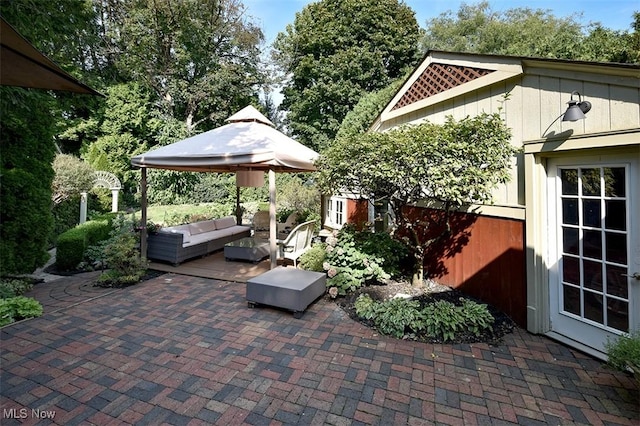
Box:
[246,267,326,318]
[224,237,269,263]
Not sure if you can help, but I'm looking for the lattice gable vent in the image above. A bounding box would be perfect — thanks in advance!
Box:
[391,63,495,111]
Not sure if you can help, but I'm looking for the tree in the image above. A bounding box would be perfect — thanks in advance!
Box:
[0,89,56,274]
[114,0,266,133]
[420,1,638,63]
[272,0,422,151]
[51,154,96,205]
[335,77,405,140]
[0,1,103,275]
[316,113,517,286]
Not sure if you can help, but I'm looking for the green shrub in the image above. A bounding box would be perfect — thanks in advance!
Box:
[96,215,148,287]
[56,216,114,270]
[421,300,464,342]
[56,227,88,270]
[354,294,494,342]
[460,298,495,337]
[353,230,411,277]
[605,331,640,384]
[0,296,43,327]
[299,243,327,272]
[0,278,34,298]
[324,229,390,296]
[0,87,55,275]
[355,294,424,338]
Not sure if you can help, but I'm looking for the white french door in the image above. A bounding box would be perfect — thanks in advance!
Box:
[548,155,639,355]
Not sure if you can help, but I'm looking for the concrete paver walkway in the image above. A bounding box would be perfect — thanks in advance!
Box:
[1,273,638,425]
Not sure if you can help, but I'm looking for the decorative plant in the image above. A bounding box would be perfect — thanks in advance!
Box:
[355,294,424,338]
[0,296,43,327]
[324,229,389,296]
[354,293,494,342]
[317,112,516,286]
[605,331,640,384]
[0,278,34,299]
[299,243,327,272]
[96,214,148,287]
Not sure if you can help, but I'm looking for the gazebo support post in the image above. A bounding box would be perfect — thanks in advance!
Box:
[235,187,242,225]
[269,169,277,269]
[140,168,148,259]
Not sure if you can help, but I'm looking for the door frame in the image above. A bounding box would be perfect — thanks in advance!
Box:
[545,153,639,358]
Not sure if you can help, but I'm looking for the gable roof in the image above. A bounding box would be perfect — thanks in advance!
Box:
[379,50,639,123]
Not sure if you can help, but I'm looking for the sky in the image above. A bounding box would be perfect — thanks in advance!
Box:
[244,0,638,46]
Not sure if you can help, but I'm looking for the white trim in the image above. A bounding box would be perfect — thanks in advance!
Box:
[546,155,639,356]
[325,196,346,230]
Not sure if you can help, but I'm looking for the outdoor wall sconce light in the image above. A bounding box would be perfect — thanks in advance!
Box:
[562,91,592,121]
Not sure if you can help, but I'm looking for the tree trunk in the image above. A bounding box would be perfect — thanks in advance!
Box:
[412,253,424,287]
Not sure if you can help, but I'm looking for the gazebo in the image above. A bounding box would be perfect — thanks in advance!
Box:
[131,105,319,268]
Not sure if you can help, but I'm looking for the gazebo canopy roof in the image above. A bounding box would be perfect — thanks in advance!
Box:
[131,105,318,173]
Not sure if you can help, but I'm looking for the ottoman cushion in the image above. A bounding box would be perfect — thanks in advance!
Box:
[246,267,326,316]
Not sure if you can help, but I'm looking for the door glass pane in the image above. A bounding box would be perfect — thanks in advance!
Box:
[561,169,578,195]
[606,264,628,299]
[606,232,627,264]
[583,230,602,260]
[581,168,601,196]
[584,291,603,324]
[563,285,580,315]
[607,298,629,333]
[562,256,580,284]
[562,227,579,255]
[562,199,578,225]
[583,260,602,291]
[604,167,625,197]
[605,200,626,231]
[582,200,601,228]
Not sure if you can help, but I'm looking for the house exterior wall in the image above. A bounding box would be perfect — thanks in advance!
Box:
[346,198,369,229]
[375,52,640,344]
[416,208,527,326]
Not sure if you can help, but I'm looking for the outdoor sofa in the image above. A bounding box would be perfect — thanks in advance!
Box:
[147,216,251,265]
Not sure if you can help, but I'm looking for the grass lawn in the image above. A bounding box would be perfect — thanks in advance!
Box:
[134,202,270,225]
[134,203,226,225]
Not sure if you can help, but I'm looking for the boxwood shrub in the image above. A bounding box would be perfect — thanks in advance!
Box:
[56,214,116,271]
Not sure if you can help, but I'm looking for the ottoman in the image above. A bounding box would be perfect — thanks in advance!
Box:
[246,267,326,318]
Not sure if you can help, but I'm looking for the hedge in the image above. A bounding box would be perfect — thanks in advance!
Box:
[55,215,115,271]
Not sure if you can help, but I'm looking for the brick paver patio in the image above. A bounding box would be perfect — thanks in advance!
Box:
[1,272,638,425]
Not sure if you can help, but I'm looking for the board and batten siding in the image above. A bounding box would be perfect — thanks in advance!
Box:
[377,62,640,218]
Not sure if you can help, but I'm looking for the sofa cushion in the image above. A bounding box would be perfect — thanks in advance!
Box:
[189,220,217,235]
[161,226,191,244]
[214,216,236,229]
[173,230,191,244]
[183,232,216,247]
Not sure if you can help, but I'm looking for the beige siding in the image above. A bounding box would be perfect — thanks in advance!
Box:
[378,59,640,213]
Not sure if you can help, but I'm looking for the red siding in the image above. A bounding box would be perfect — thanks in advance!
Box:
[402,207,526,327]
[346,199,369,230]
